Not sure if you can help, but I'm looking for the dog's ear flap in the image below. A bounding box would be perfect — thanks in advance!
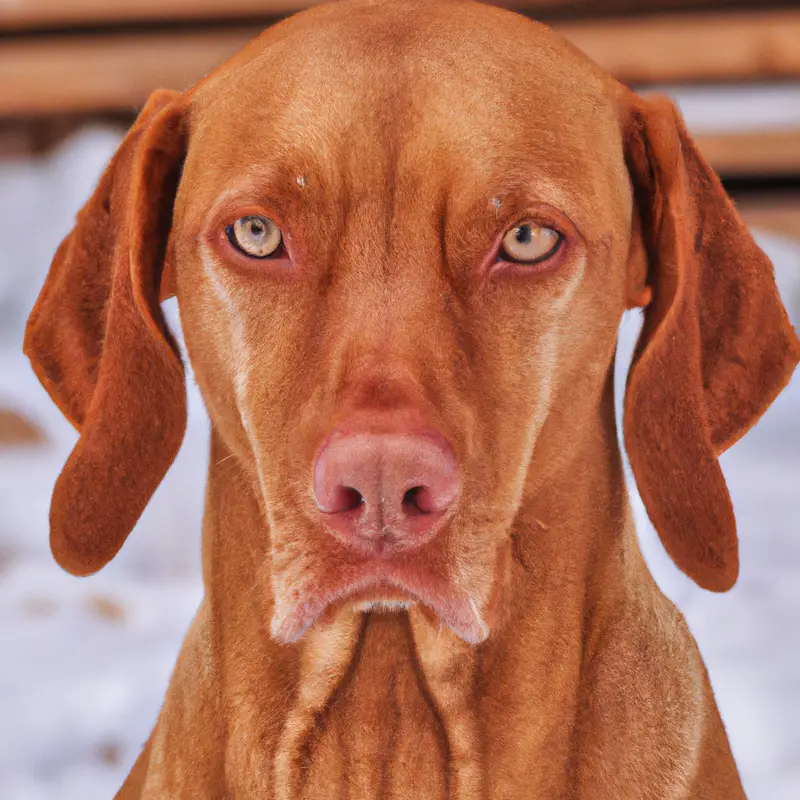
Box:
[24,89,188,576]
[622,93,800,592]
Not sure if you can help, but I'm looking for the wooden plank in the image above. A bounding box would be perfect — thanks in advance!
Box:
[0,1,316,30]
[0,31,250,116]
[560,10,800,84]
[1,10,800,116]
[694,129,800,175]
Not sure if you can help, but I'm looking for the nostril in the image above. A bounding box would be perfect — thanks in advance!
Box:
[341,486,364,513]
[324,485,364,514]
[402,486,433,514]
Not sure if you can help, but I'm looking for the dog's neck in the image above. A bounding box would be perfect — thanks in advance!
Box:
[192,384,644,797]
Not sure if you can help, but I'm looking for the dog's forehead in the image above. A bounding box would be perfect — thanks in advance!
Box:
[184,0,628,230]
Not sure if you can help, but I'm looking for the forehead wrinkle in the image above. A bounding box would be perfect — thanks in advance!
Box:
[196,75,417,255]
[181,156,304,233]
[489,173,612,240]
[390,68,625,244]
[187,3,630,265]
[207,165,289,207]
[192,0,614,151]
[192,5,619,159]
[194,8,433,169]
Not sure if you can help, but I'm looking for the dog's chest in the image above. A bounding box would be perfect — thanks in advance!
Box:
[299,615,450,799]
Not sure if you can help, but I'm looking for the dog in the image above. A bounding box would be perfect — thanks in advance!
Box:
[24,0,800,796]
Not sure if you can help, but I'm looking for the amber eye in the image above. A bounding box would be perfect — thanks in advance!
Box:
[226,215,282,258]
[499,222,562,264]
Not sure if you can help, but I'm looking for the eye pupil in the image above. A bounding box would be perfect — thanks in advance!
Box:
[515,225,532,244]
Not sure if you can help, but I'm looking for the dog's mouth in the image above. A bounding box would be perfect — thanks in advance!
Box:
[269,559,490,645]
[330,587,417,615]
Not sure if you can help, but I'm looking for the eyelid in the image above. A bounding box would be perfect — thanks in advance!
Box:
[505,213,566,239]
[222,210,282,234]
[203,198,287,241]
[475,203,578,279]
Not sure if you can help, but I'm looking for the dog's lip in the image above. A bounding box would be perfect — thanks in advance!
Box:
[321,586,418,617]
[270,564,489,646]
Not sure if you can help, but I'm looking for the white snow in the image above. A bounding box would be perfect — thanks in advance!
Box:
[1,97,798,798]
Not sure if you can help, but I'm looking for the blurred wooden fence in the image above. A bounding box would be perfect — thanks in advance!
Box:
[1,0,798,235]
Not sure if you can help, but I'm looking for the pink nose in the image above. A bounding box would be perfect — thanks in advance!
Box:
[313,429,460,554]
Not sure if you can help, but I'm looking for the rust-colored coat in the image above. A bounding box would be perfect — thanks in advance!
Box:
[24,1,799,797]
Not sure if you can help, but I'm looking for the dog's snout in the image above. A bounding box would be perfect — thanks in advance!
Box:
[313,428,460,554]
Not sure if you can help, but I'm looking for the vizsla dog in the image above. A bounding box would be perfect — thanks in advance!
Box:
[24,0,800,797]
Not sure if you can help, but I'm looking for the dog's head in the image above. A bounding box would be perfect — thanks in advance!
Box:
[25,0,799,644]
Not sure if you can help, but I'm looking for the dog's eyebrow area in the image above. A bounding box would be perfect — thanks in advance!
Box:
[482,181,582,224]
[465,178,601,252]
[200,167,308,222]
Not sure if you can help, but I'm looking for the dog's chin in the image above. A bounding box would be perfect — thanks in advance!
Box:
[270,571,490,646]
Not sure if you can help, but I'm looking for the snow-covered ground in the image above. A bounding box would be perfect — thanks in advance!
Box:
[1,88,799,799]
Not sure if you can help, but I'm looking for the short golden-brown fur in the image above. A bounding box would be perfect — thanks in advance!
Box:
[24,1,799,797]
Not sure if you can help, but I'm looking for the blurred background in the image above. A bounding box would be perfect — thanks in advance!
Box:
[0,1,798,798]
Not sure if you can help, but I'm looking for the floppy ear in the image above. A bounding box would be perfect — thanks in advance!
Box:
[24,89,188,576]
[622,93,800,592]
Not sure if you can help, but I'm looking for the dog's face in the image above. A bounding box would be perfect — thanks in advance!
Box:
[173,3,633,642]
[24,0,799,644]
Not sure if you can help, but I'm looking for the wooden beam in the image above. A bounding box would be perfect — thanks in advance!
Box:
[0,1,316,31]
[1,10,800,116]
[694,129,800,175]
[560,10,800,84]
[0,30,250,116]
